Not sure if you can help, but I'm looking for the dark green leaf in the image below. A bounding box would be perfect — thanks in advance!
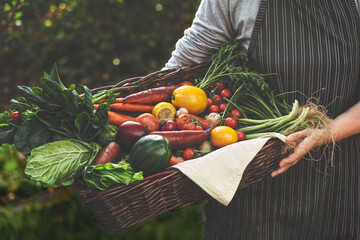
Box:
[10,98,34,112]
[0,125,17,145]
[92,103,109,129]
[17,86,61,112]
[14,118,52,156]
[40,77,63,99]
[36,110,62,130]
[60,90,80,115]
[49,63,66,90]
[82,85,94,112]
[75,112,91,135]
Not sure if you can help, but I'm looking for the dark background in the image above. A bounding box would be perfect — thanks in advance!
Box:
[0,0,204,239]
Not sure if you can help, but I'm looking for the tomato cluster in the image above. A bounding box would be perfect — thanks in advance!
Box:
[206,82,243,129]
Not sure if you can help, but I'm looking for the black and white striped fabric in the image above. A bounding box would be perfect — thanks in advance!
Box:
[203,0,360,239]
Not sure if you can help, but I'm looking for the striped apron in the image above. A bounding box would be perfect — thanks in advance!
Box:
[203,0,360,239]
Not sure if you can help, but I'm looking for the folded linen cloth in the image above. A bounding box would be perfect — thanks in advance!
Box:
[171,132,286,206]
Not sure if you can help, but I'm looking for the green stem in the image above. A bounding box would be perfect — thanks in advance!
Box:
[237,100,299,134]
[281,106,310,135]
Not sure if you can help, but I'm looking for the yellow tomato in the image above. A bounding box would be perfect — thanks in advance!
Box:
[152,102,176,120]
[171,86,208,115]
[210,126,238,148]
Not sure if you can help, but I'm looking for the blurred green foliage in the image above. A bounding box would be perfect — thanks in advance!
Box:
[0,0,204,238]
[0,0,200,109]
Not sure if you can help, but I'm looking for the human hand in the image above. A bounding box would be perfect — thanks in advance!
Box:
[271,128,331,177]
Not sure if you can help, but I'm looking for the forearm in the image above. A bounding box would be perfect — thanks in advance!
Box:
[327,100,360,142]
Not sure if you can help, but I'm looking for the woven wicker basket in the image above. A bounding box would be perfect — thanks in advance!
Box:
[72,64,286,232]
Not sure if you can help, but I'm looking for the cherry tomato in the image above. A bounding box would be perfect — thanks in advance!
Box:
[207,98,214,107]
[168,155,185,166]
[208,104,220,113]
[10,112,21,120]
[230,109,242,118]
[215,82,226,91]
[221,89,232,99]
[195,125,203,130]
[225,117,238,128]
[183,147,195,160]
[135,113,162,132]
[213,94,222,104]
[210,126,238,148]
[180,81,194,86]
[219,103,227,112]
[176,116,196,130]
[236,130,246,141]
[161,119,177,131]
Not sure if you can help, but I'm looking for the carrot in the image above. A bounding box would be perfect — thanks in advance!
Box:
[108,111,137,126]
[123,85,180,104]
[110,103,154,112]
[149,129,211,149]
[97,98,124,104]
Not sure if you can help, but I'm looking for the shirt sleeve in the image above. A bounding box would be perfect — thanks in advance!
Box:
[163,0,235,69]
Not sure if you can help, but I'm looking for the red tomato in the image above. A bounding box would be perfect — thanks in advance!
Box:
[168,155,185,166]
[183,147,195,160]
[10,112,21,120]
[207,98,214,107]
[213,94,222,104]
[215,82,226,91]
[161,119,177,131]
[219,103,227,112]
[176,116,196,130]
[236,130,246,141]
[225,117,237,128]
[221,89,232,99]
[230,109,242,118]
[180,81,194,86]
[135,113,162,132]
[208,105,220,113]
[195,125,203,130]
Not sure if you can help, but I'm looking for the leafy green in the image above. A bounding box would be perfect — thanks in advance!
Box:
[0,64,114,154]
[0,125,17,145]
[83,161,143,191]
[95,124,118,147]
[24,139,101,187]
[14,117,52,155]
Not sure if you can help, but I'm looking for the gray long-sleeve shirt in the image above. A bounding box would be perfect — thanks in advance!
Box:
[164,0,260,69]
[164,0,360,69]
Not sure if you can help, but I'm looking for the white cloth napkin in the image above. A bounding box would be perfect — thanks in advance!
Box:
[171,132,286,206]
